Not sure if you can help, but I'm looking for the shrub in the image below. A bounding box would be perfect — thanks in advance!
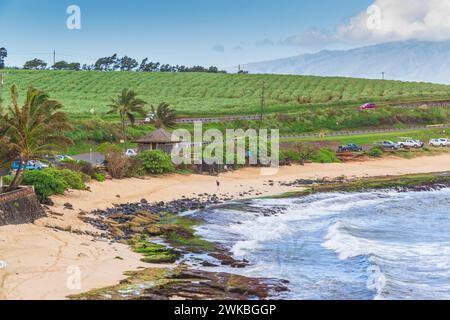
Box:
[94,173,106,182]
[367,146,384,158]
[280,149,301,163]
[128,156,146,177]
[60,159,95,180]
[106,152,132,179]
[137,150,174,175]
[47,168,87,190]
[2,175,12,186]
[23,170,68,200]
[311,149,340,163]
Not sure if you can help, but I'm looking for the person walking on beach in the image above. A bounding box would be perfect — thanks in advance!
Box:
[216,180,221,193]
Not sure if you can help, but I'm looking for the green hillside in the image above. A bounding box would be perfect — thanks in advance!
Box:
[2,69,450,118]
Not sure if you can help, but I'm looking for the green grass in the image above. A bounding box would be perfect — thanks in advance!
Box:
[282,128,450,145]
[3,69,450,118]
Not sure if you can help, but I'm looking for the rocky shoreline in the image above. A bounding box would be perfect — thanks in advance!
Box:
[71,172,450,300]
[74,194,290,300]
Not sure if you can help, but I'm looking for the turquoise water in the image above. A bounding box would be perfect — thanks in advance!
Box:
[187,189,450,300]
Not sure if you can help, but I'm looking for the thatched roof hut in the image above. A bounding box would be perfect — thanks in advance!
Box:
[135,128,180,153]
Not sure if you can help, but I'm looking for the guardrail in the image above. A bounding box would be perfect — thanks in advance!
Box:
[174,115,263,124]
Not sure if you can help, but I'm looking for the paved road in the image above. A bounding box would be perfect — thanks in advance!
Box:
[173,115,263,124]
[72,152,105,165]
[137,115,264,125]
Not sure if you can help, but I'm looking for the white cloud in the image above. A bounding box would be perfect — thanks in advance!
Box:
[287,0,450,46]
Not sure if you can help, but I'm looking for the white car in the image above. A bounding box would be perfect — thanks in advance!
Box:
[398,139,424,149]
[144,113,156,123]
[29,160,49,169]
[125,149,138,157]
[429,138,449,147]
[56,155,74,162]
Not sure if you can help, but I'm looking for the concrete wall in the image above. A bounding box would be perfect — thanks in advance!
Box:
[0,187,45,226]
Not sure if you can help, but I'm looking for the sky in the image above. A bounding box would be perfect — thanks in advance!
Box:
[1,0,449,69]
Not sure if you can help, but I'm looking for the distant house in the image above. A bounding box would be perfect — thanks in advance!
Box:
[135,128,181,154]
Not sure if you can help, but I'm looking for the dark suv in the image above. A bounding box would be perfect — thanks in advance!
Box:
[338,144,363,153]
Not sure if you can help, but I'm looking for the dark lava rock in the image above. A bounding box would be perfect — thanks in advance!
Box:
[209,253,250,268]
[63,203,74,210]
[41,198,55,206]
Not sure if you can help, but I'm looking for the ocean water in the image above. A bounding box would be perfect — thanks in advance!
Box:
[185,189,450,300]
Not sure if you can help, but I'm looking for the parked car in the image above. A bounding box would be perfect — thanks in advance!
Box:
[429,138,449,147]
[125,149,138,157]
[397,139,424,149]
[55,155,74,162]
[338,144,363,153]
[144,112,156,123]
[11,160,46,171]
[359,103,379,110]
[376,141,400,150]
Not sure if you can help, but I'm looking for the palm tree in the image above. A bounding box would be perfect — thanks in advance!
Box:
[107,89,147,150]
[152,102,177,128]
[0,85,73,191]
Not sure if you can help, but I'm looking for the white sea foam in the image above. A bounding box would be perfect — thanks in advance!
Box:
[192,188,450,299]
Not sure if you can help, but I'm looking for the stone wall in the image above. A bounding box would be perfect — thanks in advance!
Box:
[0,187,45,226]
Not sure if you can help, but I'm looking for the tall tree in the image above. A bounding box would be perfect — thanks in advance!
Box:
[0,85,73,191]
[118,56,138,71]
[0,47,7,69]
[52,61,81,70]
[23,58,47,70]
[107,89,147,150]
[94,54,118,71]
[151,102,177,128]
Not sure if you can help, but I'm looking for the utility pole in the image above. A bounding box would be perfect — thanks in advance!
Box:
[381,72,385,80]
[53,50,56,67]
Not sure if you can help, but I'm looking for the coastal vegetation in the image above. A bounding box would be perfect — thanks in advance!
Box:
[0,84,73,191]
[137,150,175,175]
[107,88,147,150]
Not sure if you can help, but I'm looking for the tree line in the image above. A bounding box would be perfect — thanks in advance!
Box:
[0,47,226,73]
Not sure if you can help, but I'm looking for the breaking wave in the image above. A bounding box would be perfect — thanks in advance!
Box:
[189,188,450,300]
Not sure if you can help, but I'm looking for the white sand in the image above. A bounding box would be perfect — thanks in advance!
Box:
[1,154,450,300]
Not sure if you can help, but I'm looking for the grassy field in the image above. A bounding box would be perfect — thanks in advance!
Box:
[2,69,450,118]
[283,128,450,145]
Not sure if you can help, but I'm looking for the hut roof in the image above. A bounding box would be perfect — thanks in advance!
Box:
[135,128,180,144]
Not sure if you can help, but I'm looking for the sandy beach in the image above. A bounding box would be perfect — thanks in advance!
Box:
[2,154,450,300]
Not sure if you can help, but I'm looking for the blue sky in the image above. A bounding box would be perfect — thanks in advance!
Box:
[0,0,374,68]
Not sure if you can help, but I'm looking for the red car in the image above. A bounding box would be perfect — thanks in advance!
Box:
[359,103,379,110]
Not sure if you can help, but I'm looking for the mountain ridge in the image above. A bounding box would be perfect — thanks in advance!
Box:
[237,41,450,84]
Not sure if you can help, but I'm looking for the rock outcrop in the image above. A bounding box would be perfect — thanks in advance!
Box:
[0,187,45,226]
